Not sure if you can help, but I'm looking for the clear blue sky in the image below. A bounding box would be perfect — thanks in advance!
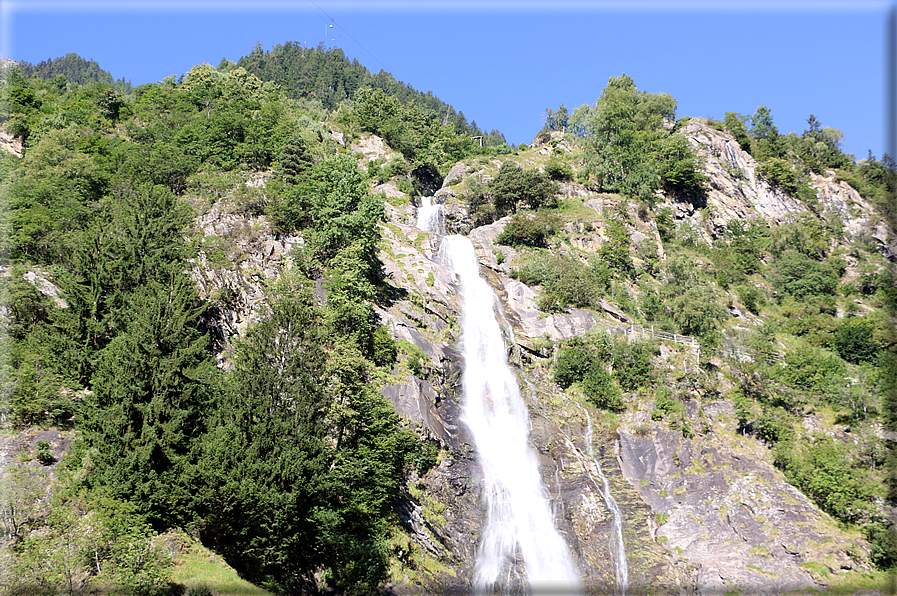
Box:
[3,1,895,162]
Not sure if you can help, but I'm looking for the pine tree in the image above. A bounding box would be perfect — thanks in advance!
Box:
[199,275,331,591]
[85,272,215,527]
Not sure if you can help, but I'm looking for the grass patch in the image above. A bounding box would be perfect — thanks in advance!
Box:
[798,561,832,582]
[169,533,273,596]
[746,563,779,578]
[748,545,771,558]
[788,568,896,596]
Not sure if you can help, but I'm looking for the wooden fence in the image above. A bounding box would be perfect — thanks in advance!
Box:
[622,324,784,365]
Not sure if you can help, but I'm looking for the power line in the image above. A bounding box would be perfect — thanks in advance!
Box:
[305,0,389,73]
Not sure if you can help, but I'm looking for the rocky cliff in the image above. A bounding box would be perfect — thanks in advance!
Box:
[188,121,892,594]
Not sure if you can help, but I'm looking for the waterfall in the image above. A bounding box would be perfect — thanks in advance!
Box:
[578,404,629,596]
[417,197,578,593]
[439,236,579,594]
[416,196,445,236]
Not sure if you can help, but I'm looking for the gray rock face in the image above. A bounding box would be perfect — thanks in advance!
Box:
[617,409,870,595]
[349,134,396,170]
[675,119,897,256]
[188,197,303,351]
[0,129,23,158]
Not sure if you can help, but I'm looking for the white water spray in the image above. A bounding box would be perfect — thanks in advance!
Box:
[416,196,445,236]
[578,405,629,596]
[437,232,580,594]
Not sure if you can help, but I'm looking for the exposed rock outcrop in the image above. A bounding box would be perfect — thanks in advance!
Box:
[617,407,868,595]
[674,119,897,258]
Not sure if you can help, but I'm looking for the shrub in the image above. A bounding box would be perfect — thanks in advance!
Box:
[757,158,799,195]
[773,251,838,299]
[667,285,727,339]
[735,284,763,314]
[600,219,634,277]
[489,161,559,215]
[773,437,876,524]
[371,325,397,367]
[496,212,561,248]
[724,112,751,153]
[408,352,423,377]
[870,523,897,570]
[612,339,659,391]
[513,253,610,312]
[553,336,612,390]
[651,388,682,420]
[781,345,847,398]
[834,316,879,364]
[36,440,55,465]
[580,366,624,412]
[544,158,573,181]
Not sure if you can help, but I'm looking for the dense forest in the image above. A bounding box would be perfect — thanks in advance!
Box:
[0,46,895,595]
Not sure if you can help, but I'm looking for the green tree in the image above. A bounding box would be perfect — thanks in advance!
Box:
[59,183,194,382]
[84,272,215,528]
[8,128,104,262]
[724,112,751,153]
[750,105,780,158]
[200,275,331,592]
[667,285,727,339]
[578,74,677,202]
[543,104,569,132]
[599,219,634,277]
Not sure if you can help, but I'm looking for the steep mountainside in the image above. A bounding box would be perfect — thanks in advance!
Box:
[183,120,895,593]
[2,55,895,594]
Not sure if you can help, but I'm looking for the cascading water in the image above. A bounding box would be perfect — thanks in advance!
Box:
[417,202,579,594]
[440,236,579,594]
[416,196,445,236]
[578,404,629,596]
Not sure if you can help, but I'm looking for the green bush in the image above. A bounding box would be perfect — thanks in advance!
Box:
[869,523,897,570]
[735,284,763,314]
[544,158,573,181]
[553,336,612,390]
[488,161,559,216]
[757,158,799,194]
[834,316,879,364]
[773,251,839,299]
[612,339,658,391]
[371,325,397,367]
[754,406,795,444]
[773,437,876,524]
[408,351,423,377]
[36,440,55,465]
[580,366,624,412]
[553,334,650,412]
[651,388,682,420]
[781,345,847,398]
[513,253,610,312]
[724,112,752,153]
[783,312,840,349]
[654,208,676,244]
[496,212,561,248]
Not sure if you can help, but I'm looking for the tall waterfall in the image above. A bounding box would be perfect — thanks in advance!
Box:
[579,405,629,596]
[418,203,579,594]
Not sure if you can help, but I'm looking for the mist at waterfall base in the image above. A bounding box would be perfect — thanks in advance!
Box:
[417,197,580,594]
